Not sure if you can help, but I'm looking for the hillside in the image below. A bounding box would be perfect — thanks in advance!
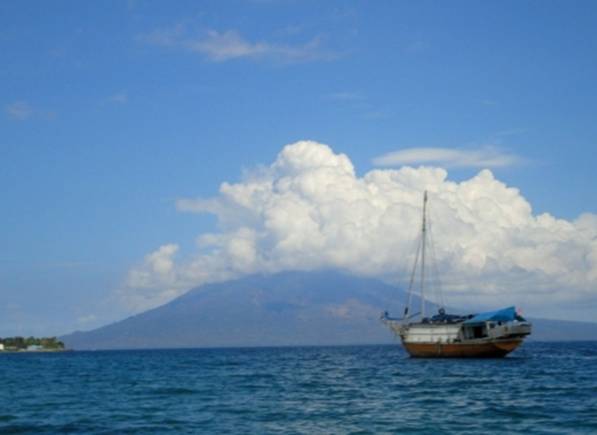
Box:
[61,271,597,350]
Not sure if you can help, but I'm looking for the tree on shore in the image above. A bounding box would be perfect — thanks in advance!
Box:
[0,336,64,350]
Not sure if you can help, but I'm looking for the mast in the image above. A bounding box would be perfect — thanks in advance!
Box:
[420,190,428,318]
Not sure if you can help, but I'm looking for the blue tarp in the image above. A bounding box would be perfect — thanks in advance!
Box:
[463,306,518,324]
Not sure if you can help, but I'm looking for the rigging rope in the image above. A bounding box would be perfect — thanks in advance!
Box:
[427,211,447,311]
[404,234,422,317]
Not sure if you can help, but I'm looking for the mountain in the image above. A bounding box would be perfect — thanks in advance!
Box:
[61,270,597,350]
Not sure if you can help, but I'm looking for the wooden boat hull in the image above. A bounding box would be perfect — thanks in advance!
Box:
[402,338,523,358]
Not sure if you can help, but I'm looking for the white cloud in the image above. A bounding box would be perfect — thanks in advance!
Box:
[372,146,522,168]
[140,26,334,63]
[124,140,597,315]
[5,101,33,120]
[123,244,184,312]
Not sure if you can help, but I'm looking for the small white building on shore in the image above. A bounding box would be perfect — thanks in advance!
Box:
[0,343,4,351]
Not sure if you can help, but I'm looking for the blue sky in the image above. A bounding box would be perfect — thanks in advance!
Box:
[2,1,597,335]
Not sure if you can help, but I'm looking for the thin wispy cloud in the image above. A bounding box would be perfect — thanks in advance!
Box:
[43,261,95,270]
[481,99,499,106]
[405,40,428,53]
[363,109,391,120]
[77,314,97,323]
[493,128,528,138]
[372,146,523,168]
[5,101,33,120]
[275,24,303,37]
[323,91,389,120]
[140,26,335,63]
[106,92,128,104]
[140,23,186,47]
[188,30,270,61]
[324,91,364,101]
[4,101,55,121]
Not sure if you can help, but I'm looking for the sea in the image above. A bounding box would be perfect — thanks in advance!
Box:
[1,342,596,434]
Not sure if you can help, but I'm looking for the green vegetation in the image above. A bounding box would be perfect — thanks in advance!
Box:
[0,336,65,351]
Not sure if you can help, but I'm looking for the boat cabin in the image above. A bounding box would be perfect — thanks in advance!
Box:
[459,307,531,341]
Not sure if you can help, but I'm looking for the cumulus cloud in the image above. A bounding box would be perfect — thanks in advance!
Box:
[125,141,597,313]
[123,244,184,312]
[140,26,334,63]
[372,146,522,168]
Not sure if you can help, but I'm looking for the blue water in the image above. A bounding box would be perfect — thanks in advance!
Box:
[1,342,596,434]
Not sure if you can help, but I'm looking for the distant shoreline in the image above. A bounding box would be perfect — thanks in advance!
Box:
[0,349,71,353]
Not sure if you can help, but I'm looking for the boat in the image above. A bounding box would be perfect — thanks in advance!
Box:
[381,191,532,358]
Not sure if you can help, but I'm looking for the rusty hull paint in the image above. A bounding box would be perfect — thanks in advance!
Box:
[402,338,523,358]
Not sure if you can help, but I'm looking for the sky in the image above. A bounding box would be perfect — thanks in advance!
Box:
[1,1,597,336]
